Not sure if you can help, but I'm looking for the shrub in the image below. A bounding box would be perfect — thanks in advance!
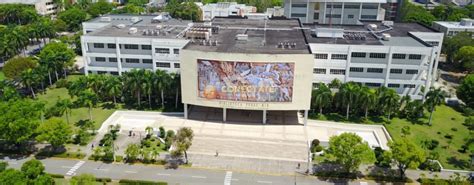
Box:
[310,139,320,153]
[141,140,152,148]
[458,145,468,153]
[159,127,166,138]
[419,160,441,172]
[462,117,474,130]
[437,131,441,134]
[118,179,168,185]
[55,79,69,88]
[451,117,456,121]
[418,178,471,185]
[451,127,458,131]
[444,134,453,139]
[53,152,85,159]
[115,155,124,162]
[48,173,64,178]
[401,126,411,136]
[314,145,323,152]
[422,139,439,150]
[96,177,112,183]
[463,107,474,116]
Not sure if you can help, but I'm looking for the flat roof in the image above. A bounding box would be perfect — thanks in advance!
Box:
[183,18,310,54]
[304,21,438,46]
[434,21,474,29]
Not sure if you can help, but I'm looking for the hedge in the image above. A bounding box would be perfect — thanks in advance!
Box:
[418,178,471,185]
[48,173,64,178]
[96,177,112,183]
[119,179,168,185]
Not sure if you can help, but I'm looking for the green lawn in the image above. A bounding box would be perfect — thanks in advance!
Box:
[0,70,4,81]
[311,105,472,170]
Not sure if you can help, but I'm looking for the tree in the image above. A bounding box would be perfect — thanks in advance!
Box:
[38,42,75,83]
[76,89,99,120]
[0,99,43,145]
[105,75,122,105]
[36,118,73,150]
[87,0,114,17]
[124,69,144,107]
[379,88,400,120]
[359,86,377,119]
[165,1,202,21]
[425,88,445,126]
[337,82,360,119]
[20,159,45,180]
[400,0,435,26]
[455,46,474,73]
[311,83,332,115]
[0,161,7,172]
[328,78,342,89]
[113,4,144,14]
[70,173,96,185]
[56,98,73,124]
[0,169,27,184]
[34,174,54,185]
[325,133,375,173]
[57,7,87,31]
[145,126,153,136]
[443,32,474,64]
[457,74,474,108]
[387,139,425,179]
[20,68,37,98]
[173,127,194,164]
[125,143,141,162]
[3,57,37,80]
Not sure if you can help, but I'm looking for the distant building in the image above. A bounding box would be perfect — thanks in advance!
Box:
[266,6,285,17]
[196,2,257,21]
[91,0,125,4]
[0,0,59,16]
[432,18,474,37]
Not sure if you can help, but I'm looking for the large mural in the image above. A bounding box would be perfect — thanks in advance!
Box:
[197,59,294,102]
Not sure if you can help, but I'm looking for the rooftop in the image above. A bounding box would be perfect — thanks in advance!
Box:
[434,19,474,29]
[304,21,438,46]
[183,18,310,54]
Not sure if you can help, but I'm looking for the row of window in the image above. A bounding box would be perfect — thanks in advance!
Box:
[315,53,423,60]
[314,68,419,74]
[94,57,180,68]
[92,43,180,54]
[360,15,377,19]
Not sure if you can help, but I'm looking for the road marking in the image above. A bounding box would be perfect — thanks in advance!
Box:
[61,166,73,168]
[257,181,272,184]
[191,175,207,179]
[94,168,109,171]
[66,161,85,176]
[157,173,171,176]
[125,171,138,174]
[224,171,232,185]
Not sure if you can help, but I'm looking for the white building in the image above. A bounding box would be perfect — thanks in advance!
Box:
[306,21,444,99]
[196,2,257,21]
[284,0,386,24]
[432,18,474,37]
[1,0,58,16]
[81,15,191,75]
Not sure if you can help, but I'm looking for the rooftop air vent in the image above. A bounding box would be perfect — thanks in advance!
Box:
[115,24,126,29]
[382,33,391,41]
[100,17,111,22]
[129,27,138,34]
[368,24,377,30]
[236,34,248,41]
[131,17,142,24]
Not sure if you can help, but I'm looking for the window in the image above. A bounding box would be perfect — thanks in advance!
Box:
[174,63,180,68]
[388,83,400,88]
[155,48,170,54]
[125,58,139,63]
[331,54,347,60]
[408,54,422,60]
[390,69,403,74]
[350,67,364,72]
[348,14,354,19]
[156,62,171,68]
[142,59,153,64]
[392,53,406,59]
[291,13,306,18]
[95,57,106,62]
[326,4,342,8]
[111,72,119,75]
[98,71,107,74]
[344,4,360,9]
[369,53,386,59]
[314,53,328,59]
[330,69,345,75]
[325,14,341,18]
[173,49,180,54]
[367,68,383,73]
[404,84,416,88]
[124,44,139,49]
[313,13,320,19]
[292,3,307,8]
[406,69,418,74]
[351,52,366,58]
[362,4,378,9]
[365,83,381,87]
[107,43,116,49]
[93,43,104,48]
[141,45,152,50]
[361,15,377,19]
[313,68,326,74]
[109,58,117,62]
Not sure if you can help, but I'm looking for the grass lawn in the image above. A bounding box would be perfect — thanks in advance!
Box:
[54,178,106,185]
[310,105,472,170]
[0,70,4,81]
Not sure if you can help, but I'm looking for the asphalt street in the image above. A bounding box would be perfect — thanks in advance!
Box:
[2,157,365,185]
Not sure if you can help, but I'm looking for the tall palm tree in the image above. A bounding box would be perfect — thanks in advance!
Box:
[425,88,444,126]
[143,70,154,109]
[379,88,400,120]
[32,66,47,94]
[20,68,37,98]
[124,69,144,107]
[77,89,98,121]
[154,70,170,108]
[56,97,73,124]
[312,83,332,115]
[170,73,181,109]
[105,75,122,105]
[359,86,377,119]
[337,82,360,119]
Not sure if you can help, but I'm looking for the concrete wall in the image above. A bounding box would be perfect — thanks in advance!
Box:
[180,50,314,111]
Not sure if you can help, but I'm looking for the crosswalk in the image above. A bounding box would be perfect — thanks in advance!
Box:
[224,171,232,185]
[66,161,85,176]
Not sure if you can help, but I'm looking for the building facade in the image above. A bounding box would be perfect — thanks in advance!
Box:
[283,0,386,24]
[196,2,257,21]
[1,0,59,15]
[432,18,474,37]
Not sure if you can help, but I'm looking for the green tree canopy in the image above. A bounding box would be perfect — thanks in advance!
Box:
[20,159,45,180]
[3,57,37,80]
[173,127,194,164]
[58,7,88,31]
[0,169,27,184]
[36,118,73,149]
[70,173,96,185]
[387,139,425,179]
[457,74,474,108]
[325,133,375,173]
[400,0,435,26]
[88,0,114,18]
[455,46,474,73]
[442,32,474,65]
[0,99,43,144]
[165,1,202,21]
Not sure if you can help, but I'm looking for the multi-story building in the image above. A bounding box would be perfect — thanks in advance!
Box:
[81,15,191,75]
[196,2,257,21]
[432,18,474,37]
[1,0,59,16]
[306,21,443,99]
[283,0,386,24]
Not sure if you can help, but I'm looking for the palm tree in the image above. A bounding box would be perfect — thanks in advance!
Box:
[379,88,400,120]
[170,73,181,109]
[143,70,154,109]
[105,75,122,105]
[145,126,153,137]
[154,70,170,108]
[20,68,37,98]
[359,86,377,119]
[124,69,144,107]
[56,97,73,124]
[329,78,342,89]
[311,83,332,115]
[174,127,194,164]
[337,82,360,119]
[425,88,444,126]
[77,89,98,121]
[32,65,47,94]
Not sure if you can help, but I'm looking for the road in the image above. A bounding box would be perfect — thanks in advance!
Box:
[2,157,366,185]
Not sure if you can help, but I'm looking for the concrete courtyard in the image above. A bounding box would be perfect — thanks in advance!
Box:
[96,110,392,174]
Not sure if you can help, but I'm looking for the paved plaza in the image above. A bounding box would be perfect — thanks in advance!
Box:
[97,110,392,174]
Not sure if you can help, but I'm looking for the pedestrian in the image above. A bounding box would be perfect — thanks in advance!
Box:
[91,144,94,150]
[215,150,219,157]
[297,163,300,169]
